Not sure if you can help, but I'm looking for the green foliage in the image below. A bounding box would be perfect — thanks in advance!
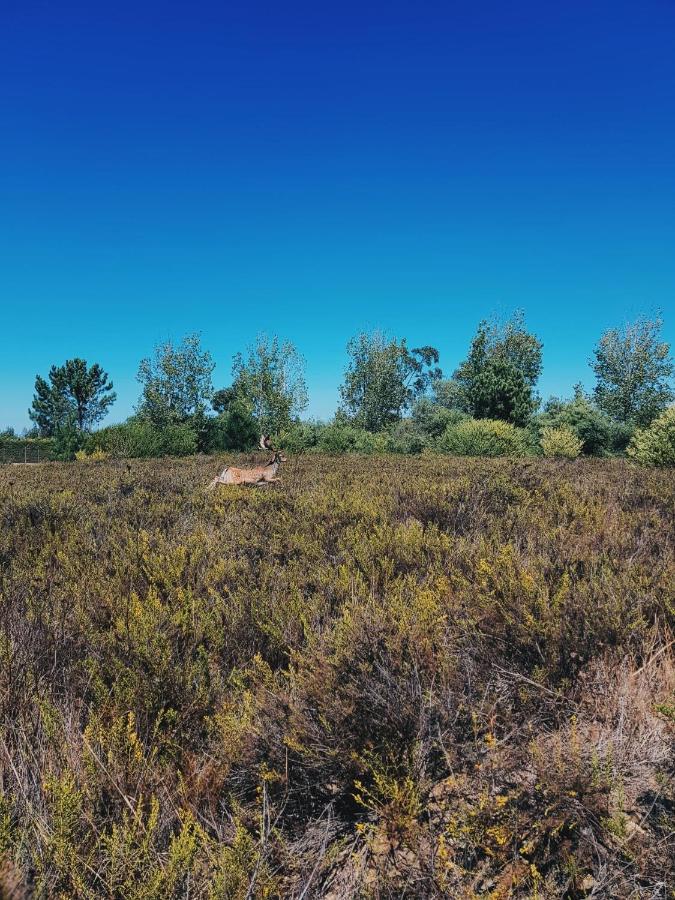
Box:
[540,425,583,459]
[160,423,199,457]
[0,436,54,463]
[592,316,674,427]
[537,387,630,456]
[276,421,322,453]
[52,415,86,460]
[206,399,259,452]
[92,419,197,458]
[454,312,543,426]
[315,422,388,453]
[228,333,308,434]
[384,419,427,454]
[0,456,672,895]
[339,331,441,431]
[432,377,470,413]
[627,407,675,466]
[136,333,215,428]
[29,358,116,435]
[412,397,468,438]
[438,417,531,456]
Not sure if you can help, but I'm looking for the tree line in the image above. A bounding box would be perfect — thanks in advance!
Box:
[7,312,675,463]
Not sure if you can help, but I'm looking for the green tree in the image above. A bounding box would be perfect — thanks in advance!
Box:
[339,332,441,431]
[136,334,215,427]
[29,358,116,436]
[210,400,260,451]
[454,313,543,426]
[592,317,674,427]
[211,386,236,414]
[432,378,470,412]
[227,334,308,434]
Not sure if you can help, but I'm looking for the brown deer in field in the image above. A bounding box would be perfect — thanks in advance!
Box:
[207,436,287,489]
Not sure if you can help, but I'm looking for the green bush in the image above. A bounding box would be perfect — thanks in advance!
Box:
[92,420,197,458]
[202,401,259,452]
[160,423,198,457]
[540,425,583,459]
[412,399,467,438]
[385,420,427,454]
[537,394,633,457]
[316,424,388,454]
[276,421,322,453]
[92,421,162,458]
[52,419,85,461]
[607,419,635,455]
[627,407,675,466]
[438,417,530,457]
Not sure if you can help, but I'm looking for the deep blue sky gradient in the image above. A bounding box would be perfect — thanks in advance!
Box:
[1,0,674,429]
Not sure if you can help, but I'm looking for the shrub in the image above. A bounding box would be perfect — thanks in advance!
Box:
[316,424,388,454]
[206,401,259,452]
[438,417,530,457]
[538,393,634,457]
[540,425,583,459]
[276,421,322,453]
[412,398,468,438]
[92,420,197,458]
[0,456,672,895]
[51,419,85,461]
[385,420,427,454]
[93,420,163,458]
[607,419,635,455]
[74,447,109,462]
[627,407,675,466]
[160,423,198,457]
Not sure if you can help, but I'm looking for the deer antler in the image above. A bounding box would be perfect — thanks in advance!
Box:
[259,434,275,451]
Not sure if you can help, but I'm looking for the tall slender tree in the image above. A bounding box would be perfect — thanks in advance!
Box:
[29,358,116,435]
[339,332,441,431]
[136,334,215,427]
[592,316,673,427]
[454,312,543,426]
[227,334,308,434]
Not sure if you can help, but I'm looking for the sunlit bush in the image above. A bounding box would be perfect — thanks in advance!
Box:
[540,425,583,458]
[537,393,634,456]
[438,417,530,456]
[74,447,109,461]
[627,407,675,466]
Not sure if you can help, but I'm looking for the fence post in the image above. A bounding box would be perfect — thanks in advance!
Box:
[24,445,27,464]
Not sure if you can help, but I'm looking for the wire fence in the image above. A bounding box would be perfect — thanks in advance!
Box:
[0,441,53,464]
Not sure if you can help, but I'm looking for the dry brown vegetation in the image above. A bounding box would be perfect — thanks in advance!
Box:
[0,454,673,899]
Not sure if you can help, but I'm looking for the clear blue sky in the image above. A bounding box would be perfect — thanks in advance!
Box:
[1,0,674,430]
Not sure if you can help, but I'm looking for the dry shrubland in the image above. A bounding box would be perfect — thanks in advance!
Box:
[0,455,673,899]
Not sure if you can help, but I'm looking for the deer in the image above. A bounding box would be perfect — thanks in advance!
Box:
[207,435,287,489]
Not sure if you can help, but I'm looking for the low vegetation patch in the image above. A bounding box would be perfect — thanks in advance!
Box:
[0,456,673,898]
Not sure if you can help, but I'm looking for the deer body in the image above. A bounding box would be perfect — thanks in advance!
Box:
[207,437,286,490]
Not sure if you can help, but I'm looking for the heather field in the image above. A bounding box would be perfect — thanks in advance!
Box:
[0,455,673,899]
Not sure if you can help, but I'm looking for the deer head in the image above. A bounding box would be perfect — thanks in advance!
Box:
[259,434,286,462]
